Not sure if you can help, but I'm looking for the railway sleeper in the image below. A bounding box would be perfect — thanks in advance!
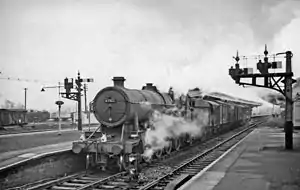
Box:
[196,158,216,163]
[106,181,130,186]
[213,150,227,154]
[187,165,207,171]
[156,181,171,186]
[61,182,86,187]
[52,186,77,190]
[179,172,199,176]
[98,184,118,189]
[182,168,201,172]
[71,179,95,183]
[186,163,208,168]
[151,186,165,190]
[80,176,100,180]
[111,178,127,182]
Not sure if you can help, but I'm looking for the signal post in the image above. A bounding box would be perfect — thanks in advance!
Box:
[229,46,296,150]
[61,71,94,131]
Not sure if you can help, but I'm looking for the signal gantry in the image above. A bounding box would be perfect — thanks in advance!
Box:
[228,45,296,150]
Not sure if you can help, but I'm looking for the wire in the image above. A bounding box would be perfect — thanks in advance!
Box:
[235,54,286,61]
[0,75,57,84]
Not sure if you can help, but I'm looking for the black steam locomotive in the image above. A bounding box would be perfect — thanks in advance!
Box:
[72,77,261,174]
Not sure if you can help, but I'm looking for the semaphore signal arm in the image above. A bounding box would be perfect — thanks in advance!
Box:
[229,46,296,103]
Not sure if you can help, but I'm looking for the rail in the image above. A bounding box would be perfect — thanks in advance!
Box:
[139,119,266,190]
[25,116,267,190]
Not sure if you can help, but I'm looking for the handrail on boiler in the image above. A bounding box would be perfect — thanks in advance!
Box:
[86,124,102,140]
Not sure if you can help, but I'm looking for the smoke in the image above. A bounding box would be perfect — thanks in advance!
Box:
[1,0,300,110]
[253,76,300,106]
[257,91,285,105]
[0,99,24,109]
[142,108,208,158]
[293,77,300,98]
[293,77,300,89]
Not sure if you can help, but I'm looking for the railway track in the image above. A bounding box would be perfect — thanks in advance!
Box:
[139,120,265,190]
[24,172,119,190]
[25,117,266,190]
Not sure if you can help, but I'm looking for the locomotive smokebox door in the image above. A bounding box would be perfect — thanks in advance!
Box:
[93,88,128,127]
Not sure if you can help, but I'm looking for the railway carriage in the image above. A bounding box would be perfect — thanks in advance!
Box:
[0,109,28,128]
[184,90,259,141]
[71,77,261,175]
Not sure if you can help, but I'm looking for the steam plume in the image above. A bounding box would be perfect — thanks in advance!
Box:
[258,91,285,105]
[143,108,208,158]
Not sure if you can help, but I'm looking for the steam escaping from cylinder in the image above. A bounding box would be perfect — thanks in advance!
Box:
[142,108,209,159]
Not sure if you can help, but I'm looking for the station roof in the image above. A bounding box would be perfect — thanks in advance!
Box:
[187,89,262,107]
[204,92,262,107]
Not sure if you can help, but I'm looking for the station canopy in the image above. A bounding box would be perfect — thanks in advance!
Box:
[186,88,262,107]
[204,92,262,107]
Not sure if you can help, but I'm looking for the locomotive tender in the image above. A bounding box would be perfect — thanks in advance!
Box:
[72,77,261,173]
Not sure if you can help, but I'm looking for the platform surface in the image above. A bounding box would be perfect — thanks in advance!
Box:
[0,141,72,170]
[179,126,300,190]
[0,126,98,137]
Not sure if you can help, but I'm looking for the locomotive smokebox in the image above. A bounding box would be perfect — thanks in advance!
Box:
[112,77,126,88]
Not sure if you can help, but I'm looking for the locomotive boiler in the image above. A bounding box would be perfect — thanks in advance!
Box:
[72,77,177,172]
[93,77,174,127]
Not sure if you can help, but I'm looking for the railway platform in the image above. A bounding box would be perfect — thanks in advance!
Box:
[0,141,72,171]
[179,126,300,190]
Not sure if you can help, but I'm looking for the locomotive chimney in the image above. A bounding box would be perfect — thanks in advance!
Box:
[112,77,126,87]
[143,83,157,91]
[146,83,153,87]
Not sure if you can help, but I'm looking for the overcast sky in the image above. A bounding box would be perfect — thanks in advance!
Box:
[0,0,300,112]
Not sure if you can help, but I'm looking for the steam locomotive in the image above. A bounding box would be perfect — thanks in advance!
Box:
[72,77,261,174]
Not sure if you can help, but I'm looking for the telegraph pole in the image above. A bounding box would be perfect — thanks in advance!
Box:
[228,46,296,150]
[84,83,88,113]
[24,88,28,110]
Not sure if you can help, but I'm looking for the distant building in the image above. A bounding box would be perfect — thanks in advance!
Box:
[27,110,50,122]
[50,112,71,121]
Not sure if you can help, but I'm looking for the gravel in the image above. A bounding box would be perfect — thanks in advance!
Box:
[138,165,174,182]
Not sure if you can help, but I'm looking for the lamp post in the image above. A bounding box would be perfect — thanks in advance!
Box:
[41,82,63,98]
[55,100,64,135]
[24,88,28,110]
[41,82,64,135]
